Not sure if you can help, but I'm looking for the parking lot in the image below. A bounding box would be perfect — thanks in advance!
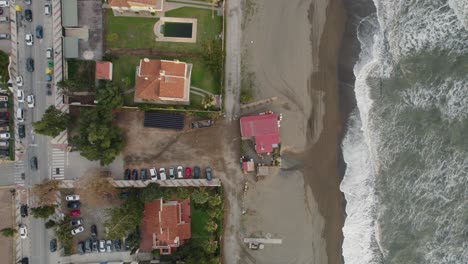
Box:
[0,6,11,54]
[116,111,226,181]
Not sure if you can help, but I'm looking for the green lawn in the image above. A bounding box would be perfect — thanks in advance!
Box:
[191,203,210,244]
[109,55,219,107]
[66,59,96,90]
[105,7,222,54]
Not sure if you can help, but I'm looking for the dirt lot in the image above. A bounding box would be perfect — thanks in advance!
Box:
[116,110,225,178]
[0,189,14,264]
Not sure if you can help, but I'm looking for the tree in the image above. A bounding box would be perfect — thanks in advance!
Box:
[176,187,191,200]
[73,108,124,165]
[0,50,9,81]
[140,183,164,202]
[208,194,222,207]
[30,205,56,219]
[202,238,218,254]
[208,207,223,220]
[192,188,209,205]
[45,220,56,229]
[76,169,118,207]
[96,81,123,109]
[104,194,143,240]
[32,179,59,205]
[33,106,70,137]
[0,227,17,237]
[205,220,218,233]
[202,40,223,79]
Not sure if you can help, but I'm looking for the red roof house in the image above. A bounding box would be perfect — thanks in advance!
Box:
[240,113,280,154]
[140,198,191,255]
[95,61,113,80]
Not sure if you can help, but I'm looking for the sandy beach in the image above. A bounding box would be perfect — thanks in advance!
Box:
[239,0,346,263]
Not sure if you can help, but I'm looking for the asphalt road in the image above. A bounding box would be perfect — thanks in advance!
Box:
[16,0,56,263]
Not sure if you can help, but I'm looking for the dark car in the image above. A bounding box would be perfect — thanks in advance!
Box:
[77,241,85,255]
[0,101,7,108]
[35,25,43,39]
[131,169,138,180]
[140,168,147,181]
[20,204,28,217]
[26,58,34,72]
[205,166,212,181]
[30,156,38,170]
[90,224,97,237]
[49,238,57,252]
[19,257,29,264]
[124,238,130,250]
[92,239,98,252]
[67,201,81,209]
[18,124,25,139]
[85,238,92,253]
[0,149,9,156]
[124,169,130,180]
[24,9,32,22]
[70,218,82,226]
[0,7,3,15]
[193,166,200,179]
[0,112,8,118]
[114,240,121,251]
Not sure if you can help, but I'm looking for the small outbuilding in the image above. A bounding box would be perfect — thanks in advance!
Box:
[95,61,113,80]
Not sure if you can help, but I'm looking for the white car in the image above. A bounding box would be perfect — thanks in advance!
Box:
[0,133,10,139]
[150,167,157,181]
[46,47,53,59]
[25,33,33,46]
[71,226,84,235]
[65,194,80,201]
[27,95,35,108]
[19,224,27,239]
[177,166,183,179]
[17,89,24,103]
[16,76,23,86]
[99,240,106,252]
[159,168,167,180]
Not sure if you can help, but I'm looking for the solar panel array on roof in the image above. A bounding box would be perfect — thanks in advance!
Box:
[144,112,185,130]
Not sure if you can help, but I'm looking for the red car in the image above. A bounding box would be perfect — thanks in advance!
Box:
[185,167,192,178]
[70,210,80,217]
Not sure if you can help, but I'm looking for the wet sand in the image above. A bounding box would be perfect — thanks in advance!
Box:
[241,0,346,263]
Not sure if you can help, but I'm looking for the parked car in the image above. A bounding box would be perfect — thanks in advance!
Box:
[91,224,97,237]
[193,166,200,179]
[160,167,167,180]
[69,210,80,217]
[0,1,8,7]
[24,9,32,22]
[124,238,130,250]
[44,3,51,16]
[77,241,84,255]
[25,0,31,5]
[17,89,24,102]
[30,156,38,170]
[25,33,33,46]
[16,76,23,86]
[150,167,157,181]
[85,239,92,253]
[0,112,8,118]
[18,124,25,139]
[114,240,121,251]
[106,240,112,252]
[49,238,57,252]
[67,201,81,209]
[0,149,9,157]
[131,169,138,180]
[46,47,53,59]
[26,58,34,72]
[191,119,214,129]
[185,167,192,178]
[65,194,80,201]
[92,239,98,252]
[99,240,106,253]
[140,168,147,181]
[177,166,183,179]
[205,166,212,181]
[19,224,27,239]
[0,139,9,146]
[0,133,9,139]
[0,95,7,102]
[168,167,175,179]
[0,16,7,23]
[124,168,130,180]
[70,218,82,226]
[35,25,42,39]
[0,101,7,108]
[71,226,84,235]
[0,7,3,15]
[120,191,129,199]
[20,204,28,217]
[26,95,35,108]
[0,33,10,39]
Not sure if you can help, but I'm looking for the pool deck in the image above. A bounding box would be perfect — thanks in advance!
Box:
[154,17,198,43]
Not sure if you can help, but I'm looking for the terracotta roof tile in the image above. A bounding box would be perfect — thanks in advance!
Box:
[95,61,112,80]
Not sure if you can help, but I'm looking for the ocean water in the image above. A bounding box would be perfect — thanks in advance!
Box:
[341,0,468,263]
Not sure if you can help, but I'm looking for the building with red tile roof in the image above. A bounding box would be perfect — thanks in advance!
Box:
[108,0,164,12]
[140,198,191,255]
[134,58,192,105]
[95,61,113,80]
[240,113,280,154]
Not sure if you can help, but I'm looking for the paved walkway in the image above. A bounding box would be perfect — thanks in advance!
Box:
[59,178,221,188]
